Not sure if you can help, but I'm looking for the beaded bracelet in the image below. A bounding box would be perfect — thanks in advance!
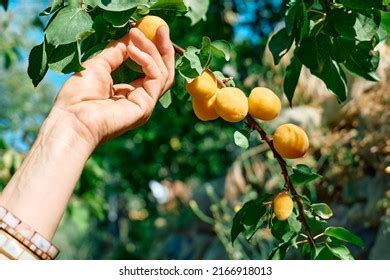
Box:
[0,230,39,260]
[0,206,59,260]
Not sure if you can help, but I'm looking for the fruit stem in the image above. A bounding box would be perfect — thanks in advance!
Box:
[246,115,316,249]
[173,43,185,56]
[172,42,316,249]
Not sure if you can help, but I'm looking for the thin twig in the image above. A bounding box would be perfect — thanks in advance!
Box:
[173,43,185,55]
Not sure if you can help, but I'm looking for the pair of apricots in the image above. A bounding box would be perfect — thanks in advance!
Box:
[136,15,303,221]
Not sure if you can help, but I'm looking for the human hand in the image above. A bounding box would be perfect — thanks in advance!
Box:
[53,26,175,150]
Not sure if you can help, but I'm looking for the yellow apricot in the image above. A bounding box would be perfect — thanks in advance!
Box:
[192,95,219,121]
[273,192,294,221]
[273,123,309,159]
[214,87,248,122]
[186,71,218,100]
[135,15,168,44]
[248,87,281,121]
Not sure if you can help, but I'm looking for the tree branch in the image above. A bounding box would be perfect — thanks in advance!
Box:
[246,115,315,249]
[172,42,316,249]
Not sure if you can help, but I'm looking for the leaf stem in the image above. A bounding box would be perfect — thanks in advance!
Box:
[313,232,325,240]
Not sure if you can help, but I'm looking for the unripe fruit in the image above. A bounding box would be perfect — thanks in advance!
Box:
[135,15,168,44]
[273,192,294,221]
[186,71,218,100]
[214,87,248,122]
[192,95,219,121]
[248,87,281,121]
[273,123,309,159]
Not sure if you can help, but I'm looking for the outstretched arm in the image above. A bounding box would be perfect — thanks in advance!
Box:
[0,26,174,240]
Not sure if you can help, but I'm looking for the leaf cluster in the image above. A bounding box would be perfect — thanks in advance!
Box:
[28,0,210,87]
[231,164,364,259]
[269,0,389,105]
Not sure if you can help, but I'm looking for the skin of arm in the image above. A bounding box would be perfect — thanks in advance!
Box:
[0,26,175,240]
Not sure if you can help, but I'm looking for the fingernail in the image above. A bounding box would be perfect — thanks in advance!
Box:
[132,27,143,35]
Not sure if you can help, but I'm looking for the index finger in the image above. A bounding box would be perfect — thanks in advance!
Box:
[155,26,175,91]
[83,32,131,73]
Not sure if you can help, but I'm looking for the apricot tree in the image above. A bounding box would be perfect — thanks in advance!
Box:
[7,0,389,259]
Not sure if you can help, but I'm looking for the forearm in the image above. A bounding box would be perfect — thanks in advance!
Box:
[0,108,94,240]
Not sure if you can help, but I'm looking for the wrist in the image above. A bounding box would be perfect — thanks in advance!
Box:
[39,106,97,157]
[0,107,95,240]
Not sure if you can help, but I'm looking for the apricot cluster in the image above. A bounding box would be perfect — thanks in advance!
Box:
[186,71,309,160]
[186,71,285,124]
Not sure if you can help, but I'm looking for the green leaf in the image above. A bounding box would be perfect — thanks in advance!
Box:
[231,210,245,244]
[315,245,337,260]
[112,61,142,84]
[271,218,291,241]
[311,203,333,220]
[159,90,172,108]
[285,0,298,35]
[285,0,309,42]
[301,243,321,260]
[231,194,273,244]
[269,232,296,260]
[150,0,188,13]
[313,59,348,102]
[171,73,187,100]
[28,42,49,87]
[290,164,321,186]
[243,204,268,240]
[85,0,100,8]
[296,34,331,73]
[199,37,212,68]
[268,28,293,65]
[176,40,212,81]
[48,42,84,74]
[381,12,390,35]
[343,42,380,81]
[330,37,355,63]
[183,0,209,25]
[283,56,302,106]
[211,40,231,61]
[103,9,136,27]
[124,59,143,73]
[324,227,364,248]
[40,0,63,16]
[287,212,302,233]
[295,1,309,42]
[339,0,382,9]
[305,210,328,232]
[97,0,147,12]
[46,6,94,45]
[333,9,381,41]
[82,43,107,61]
[176,48,202,80]
[233,130,249,150]
[326,244,354,260]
